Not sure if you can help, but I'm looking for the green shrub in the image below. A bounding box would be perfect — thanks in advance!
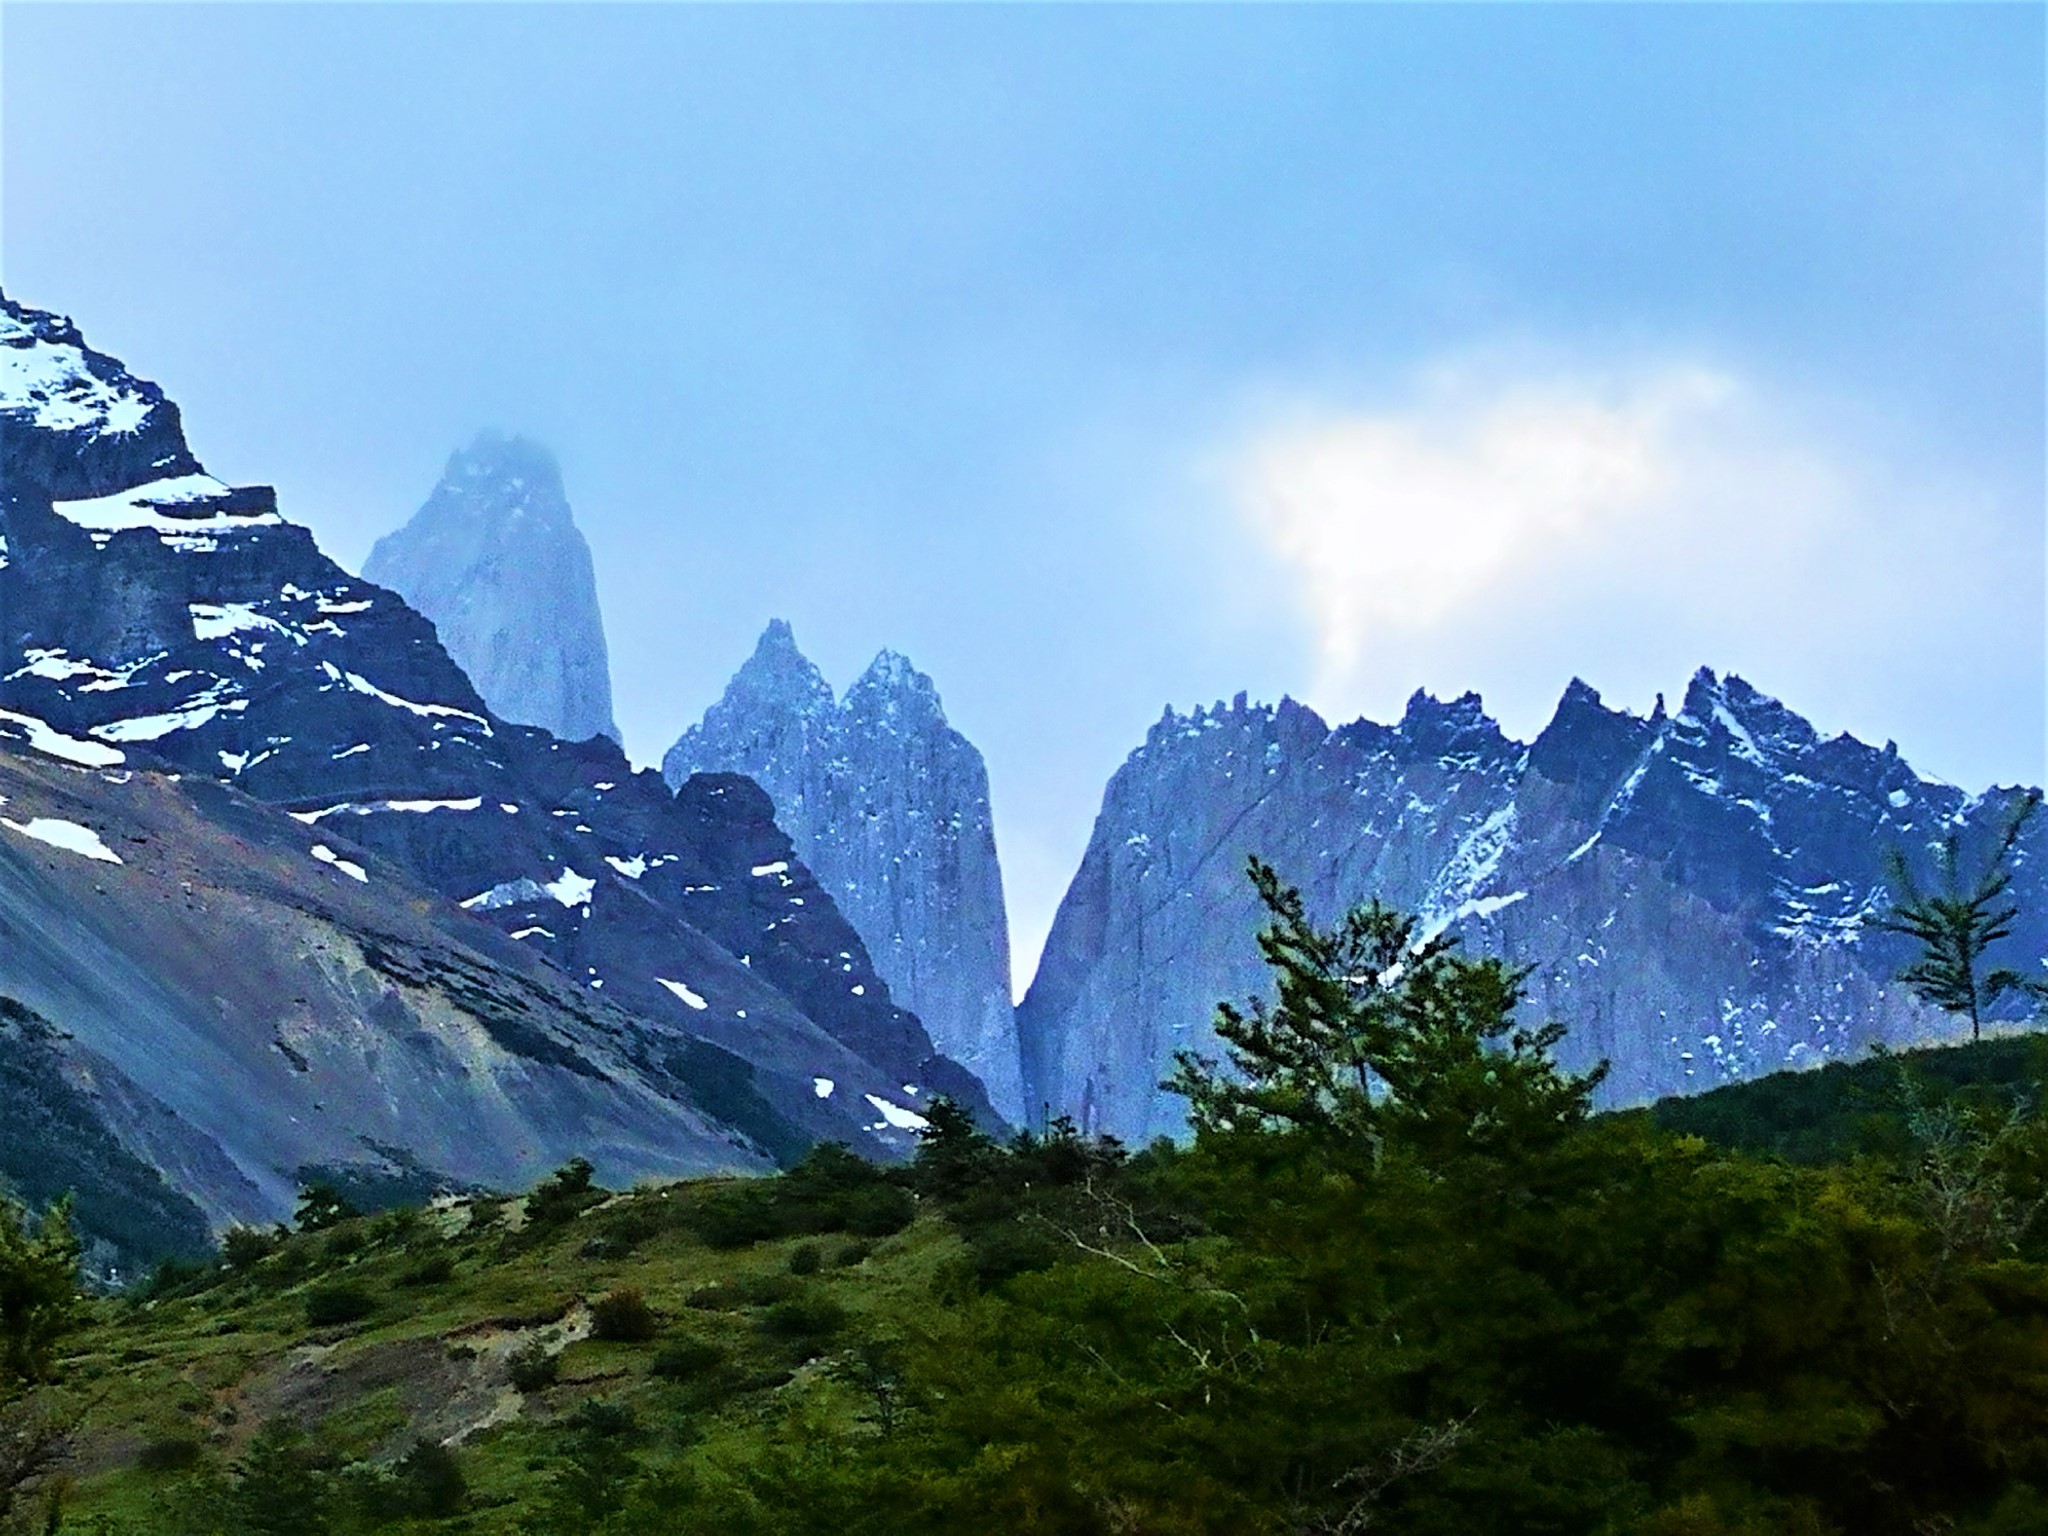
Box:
[140,1255,207,1300]
[302,1281,376,1328]
[649,1337,725,1380]
[220,1226,278,1271]
[387,1437,467,1519]
[682,1144,915,1248]
[687,1274,797,1311]
[837,1240,874,1267]
[137,1433,205,1473]
[397,1253,454,1288]
[788,1242,823,1276]
[294,1183,360,1232]
[371,1206,422,1243]
[685,1187,785,1250]
[760,1294,847,1351]
[589,1286,658,1343]
[525,1157,600,1228]
[507,1340,559,1392]
[840,1182,915,1237]
[465,1194,508,1231]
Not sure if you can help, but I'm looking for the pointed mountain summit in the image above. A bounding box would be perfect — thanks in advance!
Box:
[0,289,991,1247]
[665,623,1024,1122]
[364,432,619,743]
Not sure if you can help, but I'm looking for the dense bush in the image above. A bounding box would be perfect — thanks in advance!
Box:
[137,1433,205,1474]
[649,1336,725,1380]
[525,1158,601,1229]
[301,1282,376,1328]
[684,1144,913,1249]
[219,1225,278,1271]
[590,1286,659,1342]
[293,1184,360,1233]
[396,1252,454,1288]
[507,1339,560,1392]
[759,1293,847,1352]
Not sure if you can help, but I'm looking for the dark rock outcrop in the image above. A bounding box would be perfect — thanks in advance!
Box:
[664,623,1022,1121]
[1018,678,2048,1144]
[364,432,619,744]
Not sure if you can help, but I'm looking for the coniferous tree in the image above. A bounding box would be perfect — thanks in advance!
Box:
[1877,789,2044,1042]
[0,1196,78,1388]
[1167,856,1606,1172]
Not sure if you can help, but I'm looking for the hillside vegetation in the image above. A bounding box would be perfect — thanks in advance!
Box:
[3,875,2047,1534]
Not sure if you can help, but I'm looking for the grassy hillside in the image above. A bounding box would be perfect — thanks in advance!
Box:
[5,929,2046,1536]
[44,1153,942,1533]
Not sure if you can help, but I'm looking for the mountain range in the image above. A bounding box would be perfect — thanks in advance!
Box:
[1019,678,2046,1142]
[1,284,2042,1270]
[0,289,989,1271]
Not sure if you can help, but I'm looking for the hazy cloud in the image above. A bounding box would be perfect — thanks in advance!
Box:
[1227,356,2032,782]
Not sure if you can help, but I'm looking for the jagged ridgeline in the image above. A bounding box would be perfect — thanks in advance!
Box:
[0,290,993,1270]
[664,622,1023,1123]
[1020,682,2048,1144]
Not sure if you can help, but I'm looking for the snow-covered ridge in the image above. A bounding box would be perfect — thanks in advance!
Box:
[0,302,156,438]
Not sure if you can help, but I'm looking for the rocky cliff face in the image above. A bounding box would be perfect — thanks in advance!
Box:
[1018,679,2048,1144]
[664,623,1023,1122]
[363,432,619,744]
[0,740,763,1277]
[0,289,990,1244]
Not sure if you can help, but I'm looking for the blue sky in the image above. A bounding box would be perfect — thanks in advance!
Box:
[4,3,2042,989]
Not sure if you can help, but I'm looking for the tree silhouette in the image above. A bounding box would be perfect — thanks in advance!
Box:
[1877,789,2044,1042]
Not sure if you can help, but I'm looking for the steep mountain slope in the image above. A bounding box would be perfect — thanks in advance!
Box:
[664,623,1022,1122]
[0,289,990,1227]
[0,740,764,1275]
[1019,679,2047,1143]
[363,432,619,744]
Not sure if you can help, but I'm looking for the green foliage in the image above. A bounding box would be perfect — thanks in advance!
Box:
[292,1184,360,1234]
[525,1399,643,1535]
[758,1293,846,1354]
[1168,856,1606,1173]
[507,1339,560,1393]
[40,878,2048,1536]
[589,1286,659,1343]
[368,1437,468,1521]
[649,1336,725,1380]
[1878,788,2045,1040]
[231,1418,336,1536]
[1653,1035,2048,1162]
[300,1281,377,1329]
[395,1251,453,1289]
[0,1195,78,1386]
[136,1434,205,1475]
[685,1144,913,1249]
[524,1157,600,1229]
[218,1226,279,1272]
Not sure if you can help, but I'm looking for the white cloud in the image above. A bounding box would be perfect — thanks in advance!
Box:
[1225,355,2034,781]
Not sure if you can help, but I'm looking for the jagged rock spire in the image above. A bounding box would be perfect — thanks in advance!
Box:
[666,622,1025,1122]
[364,431,619,744]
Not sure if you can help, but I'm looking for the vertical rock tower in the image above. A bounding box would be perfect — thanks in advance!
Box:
[364,432,619,743]
[665,622,1024,1122]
